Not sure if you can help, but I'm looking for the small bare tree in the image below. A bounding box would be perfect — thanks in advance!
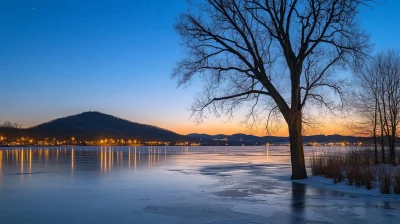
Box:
[352,56,382,164]
[0,121,23,129]
[174,0,370,179]
[353,50,400,165]
[376,50,400,164]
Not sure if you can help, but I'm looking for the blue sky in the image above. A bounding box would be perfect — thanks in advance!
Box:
[0,0,399,135]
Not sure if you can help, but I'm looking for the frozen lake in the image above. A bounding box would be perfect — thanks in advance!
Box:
[0,146,399,224]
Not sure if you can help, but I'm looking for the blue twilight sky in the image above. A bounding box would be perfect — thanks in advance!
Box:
[0,0,399,136]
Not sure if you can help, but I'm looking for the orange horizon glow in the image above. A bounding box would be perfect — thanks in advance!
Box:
[164,120,352,137]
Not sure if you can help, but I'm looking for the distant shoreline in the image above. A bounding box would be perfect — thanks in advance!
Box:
[0,144,147,148]
[0,143,374,148]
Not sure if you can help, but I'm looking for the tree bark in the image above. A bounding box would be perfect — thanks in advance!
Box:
[288,109,308,180]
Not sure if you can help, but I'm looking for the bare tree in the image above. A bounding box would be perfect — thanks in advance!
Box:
[353,50,400,165]
[174,0,370,179]
[376,50,400,164]
[0,121,23,129]
[352,56,381,164]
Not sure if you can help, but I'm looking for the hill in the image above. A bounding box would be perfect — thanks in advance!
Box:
[0,111,189,143]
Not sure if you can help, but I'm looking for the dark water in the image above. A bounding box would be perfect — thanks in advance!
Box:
[0,146,399,224]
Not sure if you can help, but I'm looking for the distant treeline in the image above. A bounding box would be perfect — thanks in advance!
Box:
[187,133,385,145]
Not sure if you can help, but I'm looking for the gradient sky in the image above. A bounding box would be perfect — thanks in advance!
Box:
[1,0,399,136]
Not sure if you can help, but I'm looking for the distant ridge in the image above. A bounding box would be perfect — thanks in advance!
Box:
[0,111,188,142]
[187,133,370,144]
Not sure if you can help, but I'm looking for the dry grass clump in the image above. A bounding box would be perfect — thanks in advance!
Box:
[344,150,376,189]
[344,163,375,189]
[309,149,379,189]
[362,165,376,190]
[324,155,344,184]
[309,148,400,194]
[310,152,344,183]
[360,149,376,165]
[396,148,400,165]
[378,166,392,194]
[344,165,359,186]
[345,149,375,166]
[310,150,375,185]
[310,153,326,176]
[393,170,400,195]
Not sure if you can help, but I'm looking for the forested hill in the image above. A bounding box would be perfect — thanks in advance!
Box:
[0,111,188,142]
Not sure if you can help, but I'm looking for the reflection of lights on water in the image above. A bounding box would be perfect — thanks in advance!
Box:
[110,149,113,170]
[128,148,131,167]
[100,148,104,171]
[71,148,75,171]
[15,149,19,162]
[21,149,24,174]
[100,147,112,172]
[0,150,3,179]
[99,147,116,172]
[148,149,151,167]
[134,148,137,170]
[105,148,108,171]
[0,147,184,175]
[98,148,156,171]
[29,149,32,173]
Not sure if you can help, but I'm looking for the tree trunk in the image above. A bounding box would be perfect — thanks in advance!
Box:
[381,137,385,163]
[288,110,308,180]
[378,100,386,164]
[387,134,394,164]
[374,103,378,164]
[373,127,378,164]
[390,133,396,164]
[380,121,385,163]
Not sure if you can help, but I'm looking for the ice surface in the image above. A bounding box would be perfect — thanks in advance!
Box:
[0,146,399,224]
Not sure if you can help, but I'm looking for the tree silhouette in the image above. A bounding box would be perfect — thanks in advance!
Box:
[0,121,22,128]
[174,0,371,179]
[354,50,400,164]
